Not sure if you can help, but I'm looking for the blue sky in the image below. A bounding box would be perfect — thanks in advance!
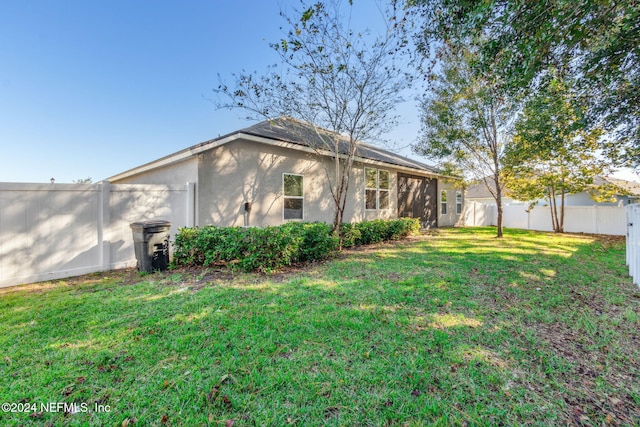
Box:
[1,1,636,184]
[0,0,423,183]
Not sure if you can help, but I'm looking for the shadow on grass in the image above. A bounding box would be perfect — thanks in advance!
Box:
[0,227,638,426]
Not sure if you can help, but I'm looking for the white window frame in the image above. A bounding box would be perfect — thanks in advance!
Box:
[441,190,448,215]
[378,169,390,210]
[283,173,304,221]
[456,190,462,214]
[365,167,391,211]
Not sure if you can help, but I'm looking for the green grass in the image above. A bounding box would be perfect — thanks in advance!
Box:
[1,227,639,426]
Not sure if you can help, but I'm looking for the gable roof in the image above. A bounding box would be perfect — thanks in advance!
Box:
[593,176,640,196]
[238,118,443,173]
[109,117,445,182]
[465,180,499,199]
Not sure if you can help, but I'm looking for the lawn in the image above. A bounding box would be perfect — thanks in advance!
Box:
[1,227,639,426]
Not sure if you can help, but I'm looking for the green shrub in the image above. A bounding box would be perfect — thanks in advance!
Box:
[173,221,338,272]
[294,222,339,262]
[172,226,201,265]
[355,219,388,245]
[237,226,303,272]
[387,217,421,240]
[172,218,419,272]
[349,218,421,245]
[340,223,361,248]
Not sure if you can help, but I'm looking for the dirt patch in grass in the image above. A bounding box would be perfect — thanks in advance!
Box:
[537,319,640,425]
[0,268,145,295]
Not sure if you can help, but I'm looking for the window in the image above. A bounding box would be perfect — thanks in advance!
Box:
[456,191,462,214]
[441,190,447,215]
[283,174,303,220]
[379,170,390,209]
[365,168,390,210]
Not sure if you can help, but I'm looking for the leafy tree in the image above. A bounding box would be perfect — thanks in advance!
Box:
[504,73,608,233]
[216,0,411,245]
[410,0,640,165]
[413,46,513,237]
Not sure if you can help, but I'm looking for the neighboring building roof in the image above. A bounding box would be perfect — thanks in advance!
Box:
[109,117,446,182]
[593,176,640,196]
[465,180,495,199]
[466,175,640,201]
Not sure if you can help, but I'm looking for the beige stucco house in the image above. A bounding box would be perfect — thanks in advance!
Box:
[109,117,463,228]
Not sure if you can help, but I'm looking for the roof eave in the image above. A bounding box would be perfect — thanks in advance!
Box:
[108,131,450,182]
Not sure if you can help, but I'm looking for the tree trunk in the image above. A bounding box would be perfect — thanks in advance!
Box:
[559,182,565,233]
[331,154,353,250]
[333,205,345,249]
[495,176,504,238]
[548,187,558,232]
[550,187,562,233]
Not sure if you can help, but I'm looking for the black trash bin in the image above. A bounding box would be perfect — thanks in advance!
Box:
[130,220,171,273]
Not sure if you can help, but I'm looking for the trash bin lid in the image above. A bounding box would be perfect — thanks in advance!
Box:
[130,220,172,231]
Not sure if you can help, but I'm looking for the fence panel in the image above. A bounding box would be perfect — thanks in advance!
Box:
[0,182,194,288]
[502,205,531,230]
[461,201,495,226]
[464,202,626,236]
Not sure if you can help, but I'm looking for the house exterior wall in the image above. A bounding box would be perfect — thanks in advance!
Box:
[561,192,631,206]
[112,158,198,186]
[439,181,464,227]
[196,139,402,227]
[110,138,460,228]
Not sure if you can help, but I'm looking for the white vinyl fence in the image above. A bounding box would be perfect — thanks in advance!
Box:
[462,201,627,236]
[0,182,195,288]
[625,204,640,286]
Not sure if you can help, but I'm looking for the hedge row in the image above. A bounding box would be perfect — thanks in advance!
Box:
[340,218,421,248]
[172,218,420,272]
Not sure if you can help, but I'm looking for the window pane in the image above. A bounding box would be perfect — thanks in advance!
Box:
[366,189,377,209]
[379,190,389,209]
[284,174,303,197]
[456,191,462,203]
[378,170,389,189]
[284,198,303,219]
[441,190,447,202]
[441,202,447,215]
[365,168,377,189]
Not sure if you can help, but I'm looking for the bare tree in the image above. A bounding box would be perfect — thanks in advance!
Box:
[216,0,412,244]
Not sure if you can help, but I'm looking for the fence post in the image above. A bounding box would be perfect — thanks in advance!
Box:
[633,205,637,284]
[627,204,640,286]
[99,181,111,271]
[629,205,640,285]
[626,205,629,266]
